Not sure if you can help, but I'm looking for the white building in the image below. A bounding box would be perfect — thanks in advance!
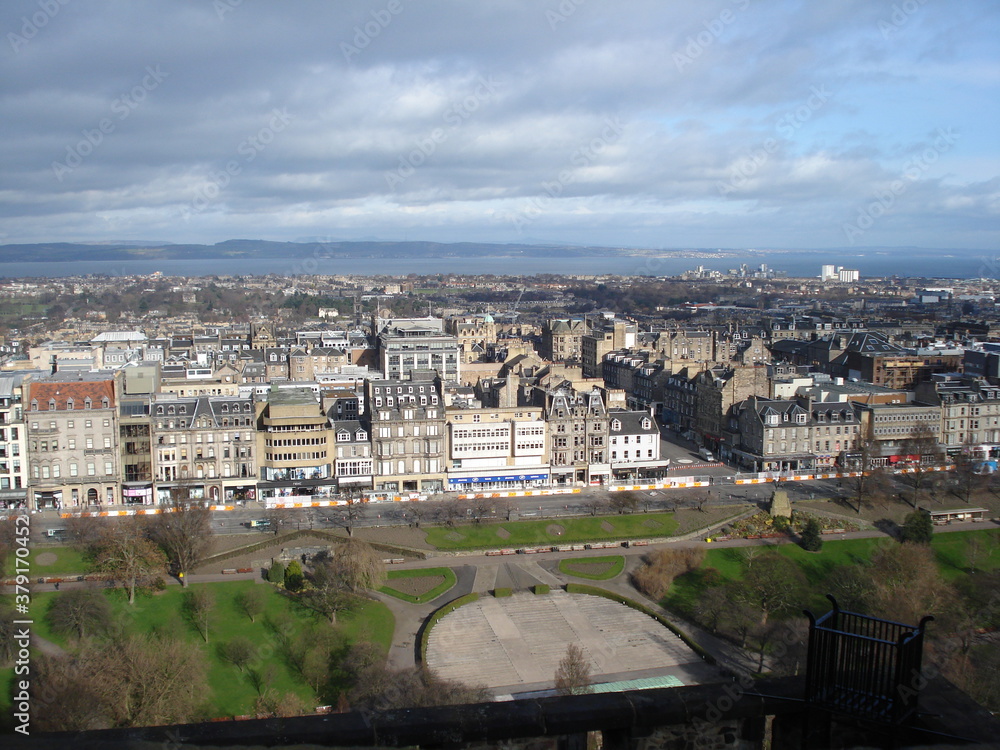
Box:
[445,406,549,490]
[608,409,670,480]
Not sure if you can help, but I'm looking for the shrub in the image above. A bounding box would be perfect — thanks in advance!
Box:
[534,584,550,595]
[493,587,512,598]
[631,547,706,600]
[901,511,933,544]
[268,562,285,584]
[799,517,823,552]
[284,560,303,591]
[149,576,167,591]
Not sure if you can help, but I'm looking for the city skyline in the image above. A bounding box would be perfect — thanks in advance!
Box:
[1,1,998,250]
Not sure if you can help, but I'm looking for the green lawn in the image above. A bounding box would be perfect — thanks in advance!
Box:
[666,530,1000,615]
[558,555,626,580]
[4,545,89,578]
[422,512,679,550]
[16,579,394,719]
[379,567,458,604]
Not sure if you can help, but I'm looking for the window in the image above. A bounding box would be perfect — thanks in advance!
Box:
[104,462,113,475]
[87,462,96,476]
[70,463,78,477]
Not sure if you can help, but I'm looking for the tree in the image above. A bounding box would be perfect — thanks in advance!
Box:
[582,498,608,517]
[901,510,934,544]
[33,632,208,731]
[236,586,267,623]
[328,539,386,594]
[608,492,640,515]
[284,559,304,592]
[330,496,367,537]
[268,561,285,584]
[47,587,114,641]
[0,517,16,579]
[845,433,888,515]
[952,441,985,504]
[898,423,943,506]
[798,517,823,552]
[554,643,593,695]
[186,586,216,643]
[222,636,258,673]
[91,518,167,605]
[253,687,309,719]
[148,492,213,586]
[732,552,807,626]
[304,562,354,625]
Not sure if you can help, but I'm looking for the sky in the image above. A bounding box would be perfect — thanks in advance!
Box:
[1,0,998,251]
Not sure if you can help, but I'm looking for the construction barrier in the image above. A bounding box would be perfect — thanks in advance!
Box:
[458,488,582,500]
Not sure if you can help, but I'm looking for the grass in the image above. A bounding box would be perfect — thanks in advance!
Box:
[665,529,1000,615]
[4,545,90,578]
[379,567,457,604]
[422,512,679,550]
[558,555,626,580]
[12,579,394,720]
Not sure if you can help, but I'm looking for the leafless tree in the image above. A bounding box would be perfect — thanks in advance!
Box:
[328,538,386,594]
[582,498,607,517]
[554,643,593,695]
[608,491,640,515]
[221,636,258,673]
[236,586,267,623]
[33,632,208,730]
[148,491,213,585]
[898,423,943,506]
[47,587,114,641]
[186,586,216,643]
[330,496,368,537]
[91,517,167,605]
[468,496,497,524]
[253,687,309,719]
[844,434,888,514]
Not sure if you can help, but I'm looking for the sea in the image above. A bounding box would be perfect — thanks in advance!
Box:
[0,250,996,279]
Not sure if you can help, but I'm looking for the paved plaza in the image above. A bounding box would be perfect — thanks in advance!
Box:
[425,589,718,695]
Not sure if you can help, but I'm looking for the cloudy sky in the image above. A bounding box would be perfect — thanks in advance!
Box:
[1,0,998,250]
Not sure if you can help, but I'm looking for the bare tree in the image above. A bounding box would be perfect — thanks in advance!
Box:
[582,498,608,517]
[608,491,640,515]
[222,636,258,673]
[236,586,267,623]
[554,643,593,695]
[468,496,497,524]
[897,423,943,506]
[91,518,167,605]
[952,440,985,504]
[844,433,887,515]
[33,632,208,731]
[304,563,353,625]
[328,538,386,594]
[47,587,114,641]
[253,687,309,719]
[186,586,216,643]
[330,496,367,537]
[148,491,213,585]
[0,517,15,579]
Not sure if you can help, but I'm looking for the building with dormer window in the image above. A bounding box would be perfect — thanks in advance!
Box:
[608,409,669,480]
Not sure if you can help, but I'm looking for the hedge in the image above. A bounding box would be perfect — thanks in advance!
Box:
[418,592,480,663]
[493,587,512,598]
[534,584,550,595]
[564,583,716,666]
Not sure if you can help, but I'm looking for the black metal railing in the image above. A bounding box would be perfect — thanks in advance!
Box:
[805,594,932,725]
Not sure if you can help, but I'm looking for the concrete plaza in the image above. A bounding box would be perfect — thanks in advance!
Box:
[425,589,719,696]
